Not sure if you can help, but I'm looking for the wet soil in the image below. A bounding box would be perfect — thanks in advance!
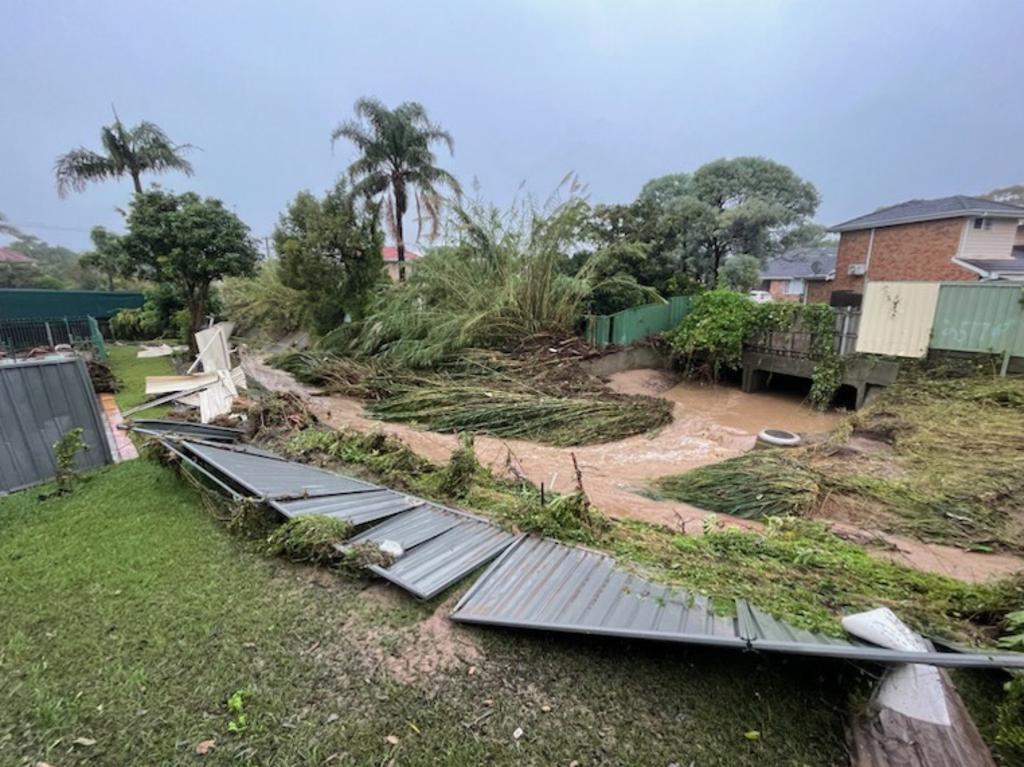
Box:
[243,356,1023,583]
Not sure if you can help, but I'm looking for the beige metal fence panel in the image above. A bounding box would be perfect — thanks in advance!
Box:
[855,281,940,358]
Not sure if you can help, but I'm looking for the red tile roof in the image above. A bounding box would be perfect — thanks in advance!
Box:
[381,246,421,263]
[0,247,33,264]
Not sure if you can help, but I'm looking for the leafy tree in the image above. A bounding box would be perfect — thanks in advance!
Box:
[584,157,820,290]
[719,254,762,292]
[331,98,460,281]
[80,227,128,291]
[273,182,384,334]
[0,233,80,288]
[984,185,1024,207]
[54,113,194,197]
[119,191,258,346]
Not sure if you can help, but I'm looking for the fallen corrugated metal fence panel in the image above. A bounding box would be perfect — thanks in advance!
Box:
[149,435,1024,668]
[160,439,518,598]
[346,505,520,600]
[451,537,1024,669]
[128,419,245,443]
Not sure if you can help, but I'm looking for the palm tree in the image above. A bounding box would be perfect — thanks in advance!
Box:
[54,112,194,198]
[332,98,460,281]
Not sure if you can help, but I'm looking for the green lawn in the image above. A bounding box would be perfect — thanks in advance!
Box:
[0,459,855,766]
[106,343,177,417]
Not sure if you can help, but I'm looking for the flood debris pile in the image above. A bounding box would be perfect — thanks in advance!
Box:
[137,428,1024,673]
[653,372,1024,552]
[271,339,673,446]
[125,322,248,423]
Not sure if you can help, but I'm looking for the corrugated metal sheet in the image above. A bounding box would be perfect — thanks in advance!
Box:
[855,282,940,358]
[181,441,378,498]
[365,515,519,600]
[931,283,1024,356]
[346,503,464,550]
[276,492,424,526]
[452,537,1024,668]
[586,296,692,348]
[130,419,244,442]
[172,438,518,598]
[0,356,114,492]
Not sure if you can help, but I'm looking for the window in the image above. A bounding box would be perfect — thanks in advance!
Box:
[973,217,992,230]
[785,278,805,295]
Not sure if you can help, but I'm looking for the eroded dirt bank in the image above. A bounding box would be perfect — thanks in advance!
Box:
[243,355,1023,583]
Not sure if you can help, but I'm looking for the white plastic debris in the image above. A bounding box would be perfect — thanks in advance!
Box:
[842,607,952,726]
[379,539,404,559]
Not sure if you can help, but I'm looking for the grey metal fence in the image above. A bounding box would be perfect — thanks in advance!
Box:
[0,356,113,493]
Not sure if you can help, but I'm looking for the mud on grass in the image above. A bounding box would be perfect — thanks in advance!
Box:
[0,460,859,766]
[270,347,673,447]
[274,426,1021,644]
[653,373,1024,552]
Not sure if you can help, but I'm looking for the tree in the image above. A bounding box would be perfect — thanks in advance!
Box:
[54,113,194,197]
[119,191,258,347]
[331,98,460,281]
[0,233,80,289]
[80,227,128,291]
[586,157,820,290]
[718,254,761,292]
[273,182,384,334]
[983,185,1024,207]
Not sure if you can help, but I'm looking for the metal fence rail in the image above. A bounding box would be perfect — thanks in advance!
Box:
[0,316,107,359]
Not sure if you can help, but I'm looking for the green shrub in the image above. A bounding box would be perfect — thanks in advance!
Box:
[666,289,756,377]
[264,516,354,565]
[438,433,479,499]
[666,289,842,408]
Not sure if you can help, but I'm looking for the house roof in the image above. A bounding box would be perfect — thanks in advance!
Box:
[957,249,1024,278]
[0,247,34,264]
[831,195,1024,233]
[381,246,422,263]
[760,246,837,281]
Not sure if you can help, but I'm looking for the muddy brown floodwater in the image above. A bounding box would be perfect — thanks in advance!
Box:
[243,356,1024,583]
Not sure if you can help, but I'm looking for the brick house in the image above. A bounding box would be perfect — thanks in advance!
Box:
[381,246,421,282]
[759,246,837,303]
[827,195,1024,303]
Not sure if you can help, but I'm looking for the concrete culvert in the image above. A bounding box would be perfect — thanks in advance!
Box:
[757,429,802,447]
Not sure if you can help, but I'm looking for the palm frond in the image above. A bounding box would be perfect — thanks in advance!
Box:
[54,149,118,198]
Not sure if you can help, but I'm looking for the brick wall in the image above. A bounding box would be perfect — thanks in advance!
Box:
[805,280,832,304]
[767,280,799,302]
[831,229,872,294]
[830,218,978,299]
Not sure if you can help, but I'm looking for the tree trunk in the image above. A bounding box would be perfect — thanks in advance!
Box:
[106,271,114,291]
[131,171,143,194]
[394,185,407,282]
[187,287,207,355]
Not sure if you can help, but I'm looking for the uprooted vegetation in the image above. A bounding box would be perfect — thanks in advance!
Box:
[653,370,1024,552]
[245,418,1022,645]
[271,341,673,446]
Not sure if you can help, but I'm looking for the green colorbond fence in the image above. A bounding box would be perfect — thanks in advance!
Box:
[585,296,693,348]
[931,283,1024,372]
[0,289,144,321]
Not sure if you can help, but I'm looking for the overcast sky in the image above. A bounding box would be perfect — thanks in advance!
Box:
[3,0,1023,251]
